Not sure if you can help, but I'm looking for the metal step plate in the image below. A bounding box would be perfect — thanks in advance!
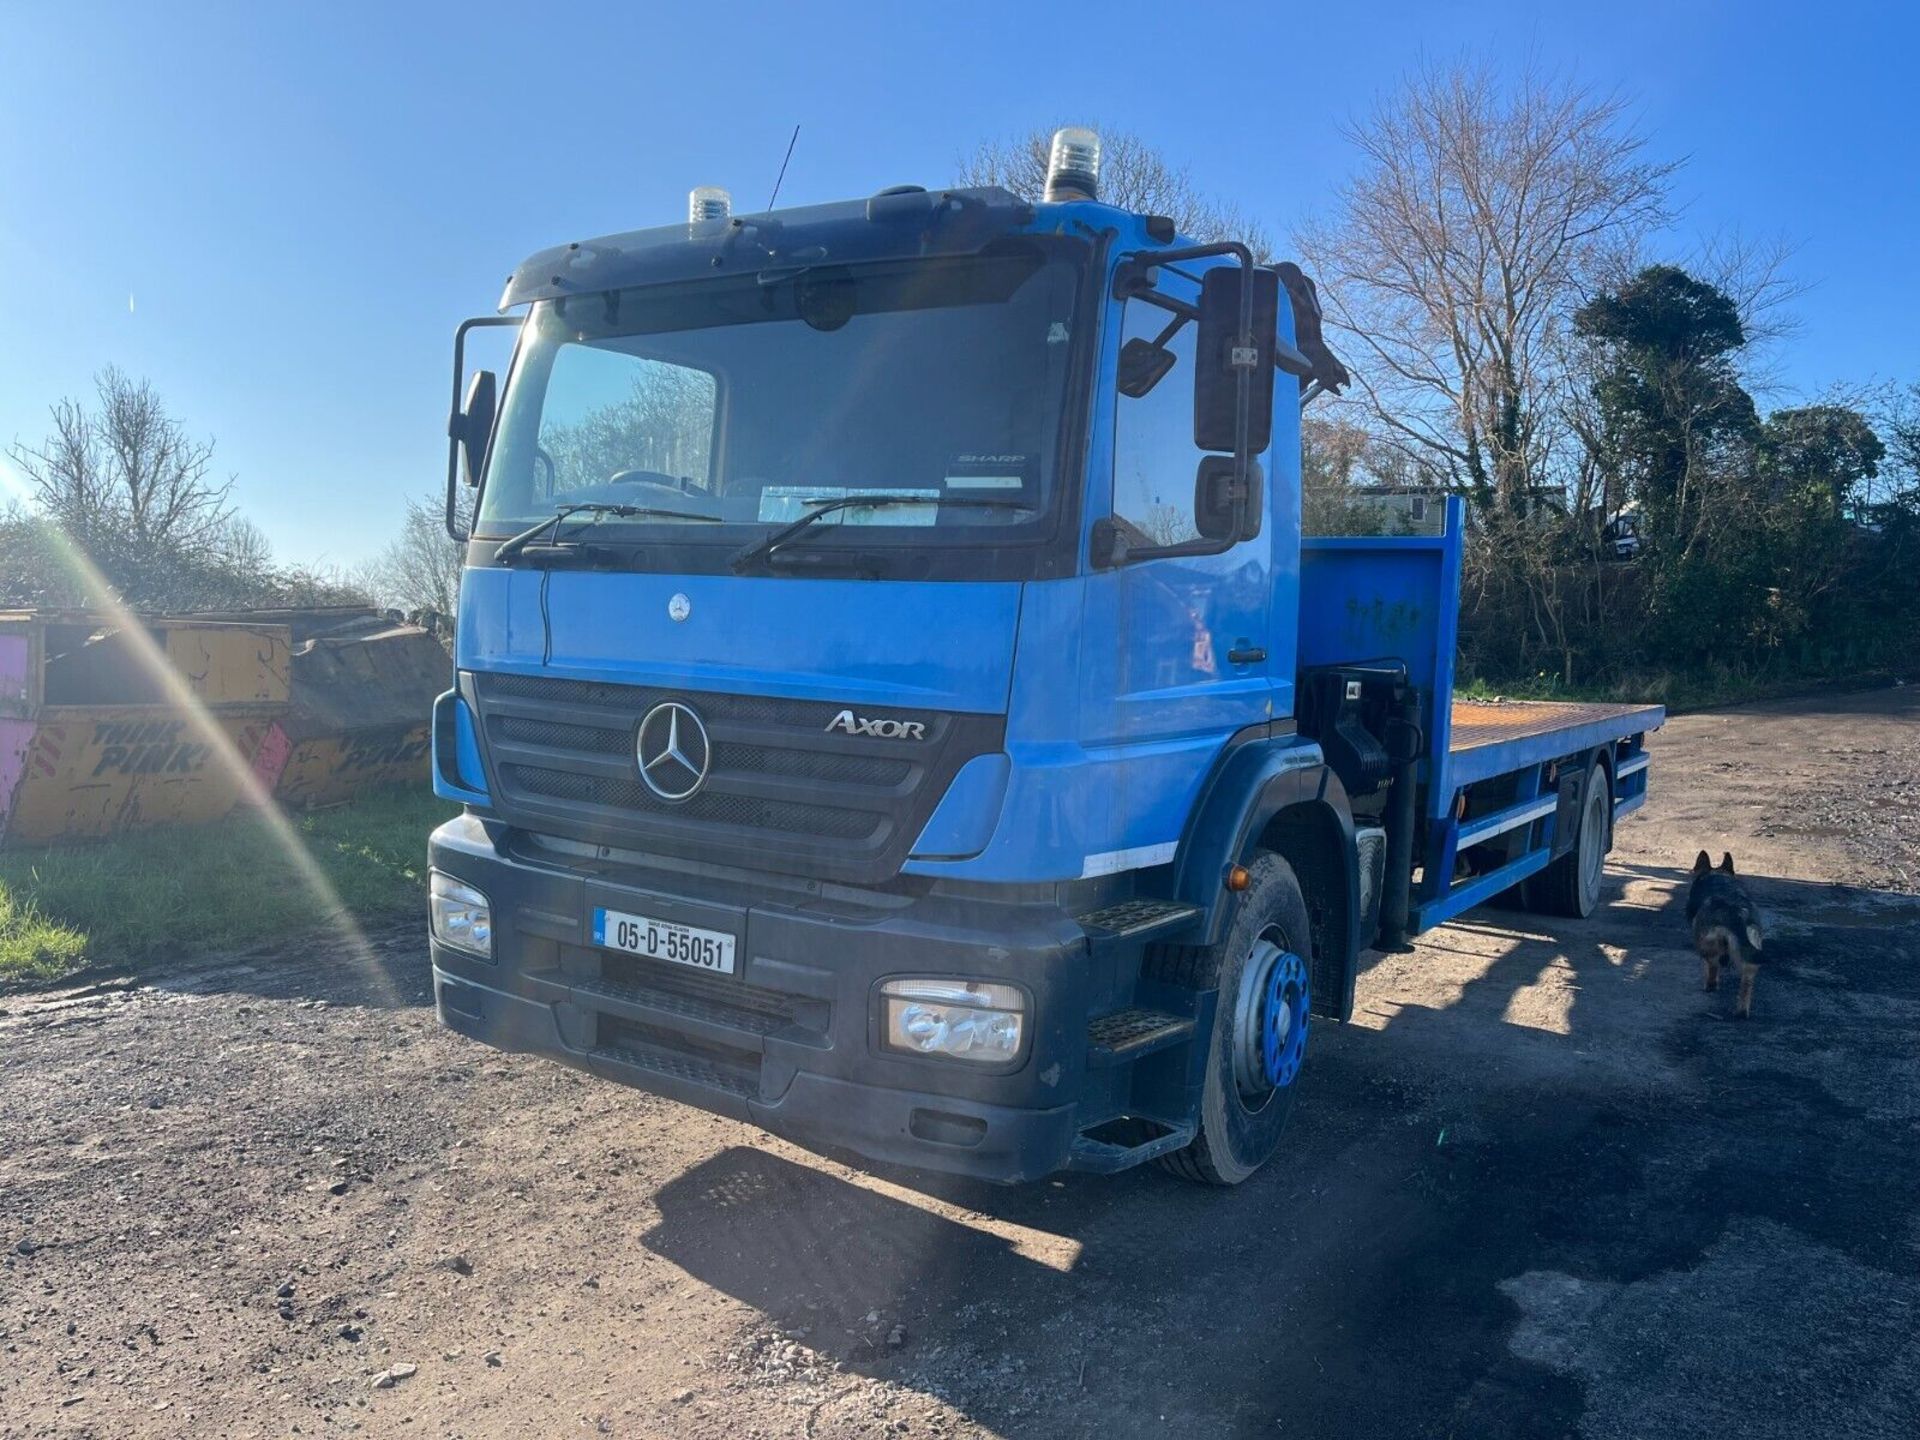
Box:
[1087,1007,1196,1064]
[1076,899,1201,939]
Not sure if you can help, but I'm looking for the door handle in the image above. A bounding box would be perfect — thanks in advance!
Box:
[1228,645,1267,665]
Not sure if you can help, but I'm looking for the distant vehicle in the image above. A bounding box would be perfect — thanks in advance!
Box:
[427,130,1664,1185]
[1603,510,1641,559]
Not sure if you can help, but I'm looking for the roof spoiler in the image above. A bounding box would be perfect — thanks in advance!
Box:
[499,187,1035,311]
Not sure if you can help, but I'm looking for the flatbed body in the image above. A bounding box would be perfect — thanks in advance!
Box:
[1300,502,1662,936]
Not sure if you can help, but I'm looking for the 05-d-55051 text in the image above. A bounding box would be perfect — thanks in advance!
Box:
[592,907,736,974]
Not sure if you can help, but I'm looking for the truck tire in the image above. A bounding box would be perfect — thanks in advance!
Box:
[1150,854,1313,1185]
[1528,759,1610,918]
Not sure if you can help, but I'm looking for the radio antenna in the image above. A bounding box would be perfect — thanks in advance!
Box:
[766,125,800,210]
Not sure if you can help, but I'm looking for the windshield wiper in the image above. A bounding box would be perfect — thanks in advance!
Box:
[494,502,720,564]
[729,494,1033,572]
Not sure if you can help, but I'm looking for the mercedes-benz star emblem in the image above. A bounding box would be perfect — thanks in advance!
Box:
[635,701,711,803]
[667,593,691,623]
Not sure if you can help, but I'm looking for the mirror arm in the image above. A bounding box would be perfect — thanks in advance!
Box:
[1120,286,1203,327]
[1127,242,1259,503]
[447,314,523,542]
[1149,312,1187,348]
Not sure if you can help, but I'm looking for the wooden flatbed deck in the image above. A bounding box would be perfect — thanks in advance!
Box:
[1448,698,1662,754]
[1440,697,1664,792]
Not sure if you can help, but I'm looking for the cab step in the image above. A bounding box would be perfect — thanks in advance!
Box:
[591,1036,759,1107]
[1075,899,1202,949]
[1086,1007,1196,1067]
[1067,1121,1198,1173]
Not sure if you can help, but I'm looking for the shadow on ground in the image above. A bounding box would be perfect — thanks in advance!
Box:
[13,862,1911,1437]
[640,867,1920,1438]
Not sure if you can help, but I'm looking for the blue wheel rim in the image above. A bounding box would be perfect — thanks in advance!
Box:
[1261,949,1309,1088]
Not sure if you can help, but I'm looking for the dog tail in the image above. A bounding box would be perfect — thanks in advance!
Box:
[1721,920,1762,965]
[1699,919,1761,965]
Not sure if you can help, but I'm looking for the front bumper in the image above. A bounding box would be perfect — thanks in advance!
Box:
[429,813,1107,1182]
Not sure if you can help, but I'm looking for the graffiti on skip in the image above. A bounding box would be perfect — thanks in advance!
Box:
[88,720,212,777]
[339,732,430,771]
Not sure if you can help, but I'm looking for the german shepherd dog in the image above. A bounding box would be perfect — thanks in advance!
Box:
[1688,852,1765,1018]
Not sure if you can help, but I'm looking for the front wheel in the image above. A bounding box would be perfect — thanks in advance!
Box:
[1151,854,1314,1186]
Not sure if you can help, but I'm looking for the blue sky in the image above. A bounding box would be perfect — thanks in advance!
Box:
[3,0,1914,566]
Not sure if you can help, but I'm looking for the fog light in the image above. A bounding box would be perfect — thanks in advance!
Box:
[430,872,493,959]
[880,979,1026,1064]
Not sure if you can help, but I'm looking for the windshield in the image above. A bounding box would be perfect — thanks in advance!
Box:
[478,242,1085,561]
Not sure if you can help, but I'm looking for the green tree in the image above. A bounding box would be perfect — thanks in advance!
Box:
[1572,264,1758,546]
[1760,405,1883,515]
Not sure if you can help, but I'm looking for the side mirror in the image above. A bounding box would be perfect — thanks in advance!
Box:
[1194,455,1262,542]
[1194,266,1279,454]
[452,370,497,488]
[1117,337,1177,398]
[446,315,521,542]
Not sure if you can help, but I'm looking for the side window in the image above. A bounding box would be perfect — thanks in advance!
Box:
[1112,289,1200,547]
[537,344,717,498]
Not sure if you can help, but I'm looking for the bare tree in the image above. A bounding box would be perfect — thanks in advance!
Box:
[1683,232,1807,362]
[1295,62,1677,515]
[1878,381,1920,505]
[363,491,465,621]
[958,126,1274,259]
[7,367,235,552]
[217,516,276,577]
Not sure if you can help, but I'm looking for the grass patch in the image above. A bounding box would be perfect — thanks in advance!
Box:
[0,788,458,987]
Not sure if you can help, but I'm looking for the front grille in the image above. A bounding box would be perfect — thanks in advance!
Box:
[496,716,912,786]
[504,763,878,839]
[719,746,910,786]
[496,715,630,755]
[470,671,1003,884]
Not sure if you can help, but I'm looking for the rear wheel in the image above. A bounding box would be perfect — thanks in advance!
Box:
[1151,854,1313,1185]
[1529,759,1610,918]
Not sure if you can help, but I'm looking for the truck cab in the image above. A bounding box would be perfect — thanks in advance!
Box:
[428,133,1660,1185]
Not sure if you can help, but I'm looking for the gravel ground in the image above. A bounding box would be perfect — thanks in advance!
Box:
[2,683,1916,1439]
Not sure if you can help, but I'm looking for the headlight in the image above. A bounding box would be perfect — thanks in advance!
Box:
[430,873,493,959]
[879,979,1026,1064]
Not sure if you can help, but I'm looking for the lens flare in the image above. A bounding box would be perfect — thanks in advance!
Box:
[0,458,401,1004]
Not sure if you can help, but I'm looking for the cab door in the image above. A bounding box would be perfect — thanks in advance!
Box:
[1075,263,1275,859]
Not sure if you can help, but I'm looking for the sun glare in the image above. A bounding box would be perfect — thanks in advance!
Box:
[0,457,399,1003]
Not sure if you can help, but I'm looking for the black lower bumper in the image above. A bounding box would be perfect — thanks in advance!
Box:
[429,813,1144,1183]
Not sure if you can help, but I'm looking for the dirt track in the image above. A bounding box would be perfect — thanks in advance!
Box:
[3,685,1918,1439]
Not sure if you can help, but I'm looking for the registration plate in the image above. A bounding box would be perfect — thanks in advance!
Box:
[592,907,736,975]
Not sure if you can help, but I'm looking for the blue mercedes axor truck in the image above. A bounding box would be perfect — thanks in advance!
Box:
[428,130,1662,1184]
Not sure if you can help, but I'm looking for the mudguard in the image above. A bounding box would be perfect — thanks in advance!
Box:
[1171,731,1361,1021]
